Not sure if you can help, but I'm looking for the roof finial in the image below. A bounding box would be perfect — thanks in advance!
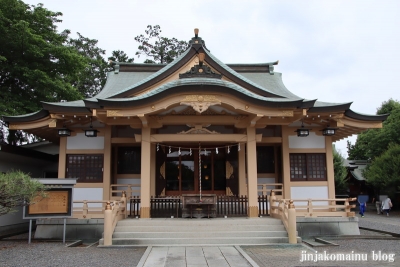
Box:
[194,28,199,38]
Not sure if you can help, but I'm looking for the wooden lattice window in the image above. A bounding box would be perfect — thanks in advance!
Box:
[66,154,103,183]
[290,153,326,181]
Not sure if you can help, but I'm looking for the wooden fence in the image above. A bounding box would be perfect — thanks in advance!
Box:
[216,195,248,217]
[129,195,254,218]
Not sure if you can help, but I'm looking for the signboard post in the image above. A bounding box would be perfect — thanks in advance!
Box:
[23,179,77,244]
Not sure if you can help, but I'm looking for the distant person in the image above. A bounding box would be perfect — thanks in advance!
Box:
[372,194,382,214]
[358,199,366,217]
[381,198,392,216]
[358,193,368,218]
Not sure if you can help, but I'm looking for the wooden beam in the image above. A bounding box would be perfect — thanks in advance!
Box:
[111,138,137,144]
[9,117,53,130]
[150,134,248,143]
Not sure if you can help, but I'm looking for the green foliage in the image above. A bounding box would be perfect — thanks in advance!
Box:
[333,146,347,193]
[134,25,189,64]
[68,32,113,97]
[363,144,400,193]
[0,0,85,117]
[347,99,400,160]
[376,98,400,115]
[108,50,134,63]
[0,170,47,216]
[347,99,400,194]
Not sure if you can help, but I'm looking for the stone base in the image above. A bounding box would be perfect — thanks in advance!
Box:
[34,219,104,241]
[296,217,360,238]
[0,222,30,238]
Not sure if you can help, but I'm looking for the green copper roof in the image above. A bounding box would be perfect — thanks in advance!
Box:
[204,49,285,98]
[89,72,155,100]
[97,78,306,108]
[93,48,192,100]
[239,72,303,100]
[2,34,389,124]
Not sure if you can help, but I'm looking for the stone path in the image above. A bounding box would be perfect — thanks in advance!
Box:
[137,246,258,267]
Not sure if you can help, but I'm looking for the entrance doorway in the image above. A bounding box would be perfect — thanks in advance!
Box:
[156,146,238,196]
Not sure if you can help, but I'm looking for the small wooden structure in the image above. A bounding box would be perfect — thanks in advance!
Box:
[182,194,217,218]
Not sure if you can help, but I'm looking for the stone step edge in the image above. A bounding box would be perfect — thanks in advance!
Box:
[113,230,288,234]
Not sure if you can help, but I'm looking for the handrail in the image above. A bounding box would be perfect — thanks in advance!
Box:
[110,184,140,200]
[72,200,109,219]
[103,192,127,246]
[256,183,283,195]
[269,192,297,244]
[269,192,357,244]
[269,193,356,218]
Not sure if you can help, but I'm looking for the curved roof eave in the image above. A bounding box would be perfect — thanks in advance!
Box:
[95,78,306,109]
[41,100,92,114]
[345,109,389,121]
[2,109,49,123]
[308,102,353,113]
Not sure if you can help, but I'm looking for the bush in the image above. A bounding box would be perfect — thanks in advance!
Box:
[0,170,47,216]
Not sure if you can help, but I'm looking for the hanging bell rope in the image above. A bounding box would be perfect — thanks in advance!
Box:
[198,143,202,202]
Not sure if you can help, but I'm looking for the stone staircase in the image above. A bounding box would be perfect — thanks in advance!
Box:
[99,217,300,247]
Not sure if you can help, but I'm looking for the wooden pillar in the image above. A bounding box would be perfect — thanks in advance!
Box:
[238,144,247,196]
[325,136,335,199]
[246,127,258,217]
[58,137,67,178]
[140,127,151,218]
[281,126,291,199]
[103,125,112,200]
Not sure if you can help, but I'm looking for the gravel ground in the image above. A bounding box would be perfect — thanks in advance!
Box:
[0,233,146,267]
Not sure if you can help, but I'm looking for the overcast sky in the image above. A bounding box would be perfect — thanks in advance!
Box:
[24,0,400,157]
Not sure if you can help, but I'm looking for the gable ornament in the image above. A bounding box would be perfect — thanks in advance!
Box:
[179,64,222,79]
[180,95,221,113]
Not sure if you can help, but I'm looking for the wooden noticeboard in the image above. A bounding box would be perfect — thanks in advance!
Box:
[28,190,69,214]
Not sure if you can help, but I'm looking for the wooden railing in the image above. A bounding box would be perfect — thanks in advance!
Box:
[72,200,108,219]
[110,184,140,200]
[269,191,357,244]
[290,197,356,217]
[257,183,283,196]
[103,193,127,246]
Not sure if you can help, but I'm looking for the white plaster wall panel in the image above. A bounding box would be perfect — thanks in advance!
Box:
[116,178,141,196]
[67,133,104,150]
[288,132,325,149]
[73,188,103,208]
[291,186,329,208]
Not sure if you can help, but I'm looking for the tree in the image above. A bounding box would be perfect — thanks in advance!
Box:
[333,146,347,194]
[134,25,189,64]
[0,0,86,117]
[0,0,88,144]
[108,50,134,63]
[68,33,108,97]
[347,99,400,160]
[0,170,47,216]
[363,144,400,195]
[347,98,400,196]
